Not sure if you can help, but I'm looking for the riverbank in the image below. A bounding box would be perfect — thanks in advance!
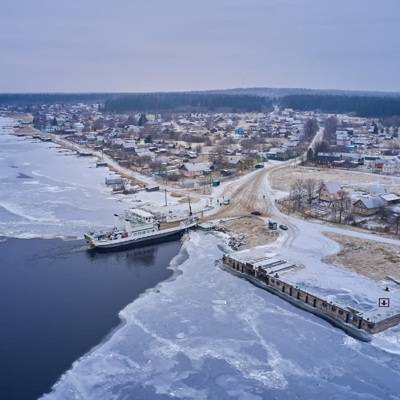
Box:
[324,232,400,281]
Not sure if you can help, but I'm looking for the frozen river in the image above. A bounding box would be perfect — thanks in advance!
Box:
[0,117,131,238]
[1,117,400,400]
[43,232,400,400]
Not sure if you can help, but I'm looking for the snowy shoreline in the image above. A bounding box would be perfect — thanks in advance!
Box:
[0,116,159,239]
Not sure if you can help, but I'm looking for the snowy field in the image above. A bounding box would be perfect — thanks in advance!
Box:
[274,217,400,322]
[43,231,400,400]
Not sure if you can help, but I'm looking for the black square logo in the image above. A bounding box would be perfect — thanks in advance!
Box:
[379,298,390,307]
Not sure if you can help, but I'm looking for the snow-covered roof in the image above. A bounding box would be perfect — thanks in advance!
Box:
[130,208,154,219]
[323,182,342,194]
[381,193,400,202]
[355,196,386,209]
[226,155,243,164]
[122,142,136,150]
[182,162,211,172]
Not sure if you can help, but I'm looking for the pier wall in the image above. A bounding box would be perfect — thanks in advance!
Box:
[372,313,400,333]
[222,255,400,335]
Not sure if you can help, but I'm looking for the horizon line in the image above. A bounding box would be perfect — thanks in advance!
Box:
[1,86,400,96]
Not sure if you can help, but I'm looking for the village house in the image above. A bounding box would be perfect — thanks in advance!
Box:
[180,162,212,178]
[226,154,244,166]
[352,196,386,216]
[319,182,344,202]
[380,193,400,205]
[382,159,400,175]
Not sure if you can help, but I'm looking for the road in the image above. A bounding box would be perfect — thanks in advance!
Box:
[207,166,273,219]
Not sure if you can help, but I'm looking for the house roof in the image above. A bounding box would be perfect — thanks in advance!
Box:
[323,182,342,194]
[227,155,243,164]
[381,193,400,202]
[182,162,211,173]
[355,196,386,209]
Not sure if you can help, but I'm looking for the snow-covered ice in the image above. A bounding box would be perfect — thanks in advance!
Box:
[0,118,177,238]
[42,231,400,400]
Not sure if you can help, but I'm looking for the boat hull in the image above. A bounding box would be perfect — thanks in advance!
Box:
[85,225,193,252]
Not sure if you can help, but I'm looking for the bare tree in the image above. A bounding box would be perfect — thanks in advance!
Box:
[304,178,317,206]
[314,140,331,157]
[392,214,400,236]
[220,137,235,146]
[331,190,351,223]
[182,133,205,143]
[204,136,212,146]
[303,118,319,140]
[323,116,338,145]
[240,138,257,152]
[149,159,163,173]
[289,179,306,211]
[133,155,152,168]
[317,180,325,201]
[92,118,104,131]
[210,145,226,169]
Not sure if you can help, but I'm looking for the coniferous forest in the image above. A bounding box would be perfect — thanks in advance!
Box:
[280,94,400,118]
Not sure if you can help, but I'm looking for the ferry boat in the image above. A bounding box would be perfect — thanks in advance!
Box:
[84,208,198,251]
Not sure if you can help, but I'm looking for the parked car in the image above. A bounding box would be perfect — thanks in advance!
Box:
[268,220,278,230]
[251,211,262,216]
[223,199,230,205]
[279,224,288,230]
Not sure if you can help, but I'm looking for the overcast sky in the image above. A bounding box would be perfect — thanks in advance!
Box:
[1,0,400,92]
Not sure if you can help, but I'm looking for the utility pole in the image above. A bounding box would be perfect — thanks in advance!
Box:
[188,196,192,216]
[164,188,168,206]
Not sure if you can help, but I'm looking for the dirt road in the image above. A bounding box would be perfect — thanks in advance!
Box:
[209,167,273,219]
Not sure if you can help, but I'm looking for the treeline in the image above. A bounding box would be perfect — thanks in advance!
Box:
[0,93,115,105]
[103,93,271,113]
[280,95,400,118]
[4,91,400,117]
[0,92,270,112]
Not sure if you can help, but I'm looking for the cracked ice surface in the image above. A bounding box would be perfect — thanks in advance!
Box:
[43,232,400,400]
